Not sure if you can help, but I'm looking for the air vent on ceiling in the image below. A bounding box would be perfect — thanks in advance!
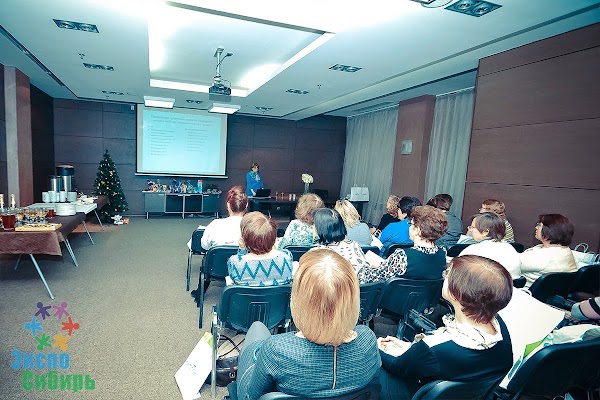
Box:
[186,100,203,104]
[329,64,362,73]
[84,63,114,71]
[102,90,124,95]
[286,89,309,95]
[53,19,99,33]
[446,0,501,17]
[255,106,273,112]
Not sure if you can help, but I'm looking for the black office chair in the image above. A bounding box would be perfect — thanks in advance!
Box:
[446,244,470,257]
[493,338,600,400]
[196,245,239,328]
[512,276,526,289]
[569,263,600,300]
[379,277,444,339]
[211,285,293,397]
[382,243,413,258]
[358,281,386,324]
[285,245,314,262]
[411,376,503,400]
[529,272,577,304]
[186,229,206,292]
[510,242,525,253]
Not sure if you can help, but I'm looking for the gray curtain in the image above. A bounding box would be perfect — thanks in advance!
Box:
[424,88,475,217]
[341,106,398,224]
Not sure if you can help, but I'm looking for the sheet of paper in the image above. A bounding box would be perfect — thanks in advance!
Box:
[365,250,384,267]
[498,289,566,365]
[175,332,214,400]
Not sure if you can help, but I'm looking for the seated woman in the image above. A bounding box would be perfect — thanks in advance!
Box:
[520,214,577,289]
[335,200,373,247]
[377,255,513,400]
[312,208,370,273]
[372,195,400,237]
[379,196,422,256]
[358,205,447,283]
[426,194,462,248]
[481,199,515,243]
[235,249,381,399]
[189,185,247,250]
[459,212,522,279]
[277,193,324,249]
[228,212,293,286]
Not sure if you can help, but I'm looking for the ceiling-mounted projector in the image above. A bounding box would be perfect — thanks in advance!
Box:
[209,47,233,96]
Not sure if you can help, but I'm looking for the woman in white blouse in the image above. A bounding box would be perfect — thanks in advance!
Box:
[459,212,521,279]
[520,214,577,289]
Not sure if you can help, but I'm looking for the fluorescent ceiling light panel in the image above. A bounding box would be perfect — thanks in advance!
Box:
[209,103,241,114]
[143,96,175,108]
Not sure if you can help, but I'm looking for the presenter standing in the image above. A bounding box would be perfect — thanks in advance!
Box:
[246,162,264,197]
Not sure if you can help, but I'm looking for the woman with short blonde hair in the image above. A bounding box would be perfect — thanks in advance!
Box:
[335,200,372,247]
[236,249,380,399]
[278,193,324,248]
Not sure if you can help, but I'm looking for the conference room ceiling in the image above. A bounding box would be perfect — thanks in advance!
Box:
[1,0,599,120]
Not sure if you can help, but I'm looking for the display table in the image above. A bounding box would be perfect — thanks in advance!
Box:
[0,213,86,299]
[143,192,220,219]
[28,195,109,230]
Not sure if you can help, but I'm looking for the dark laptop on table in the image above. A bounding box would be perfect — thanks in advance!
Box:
[253,188,271,198]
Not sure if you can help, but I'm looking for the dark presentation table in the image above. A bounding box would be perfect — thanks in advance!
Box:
[0,213,86,299]
[249,197,338,220]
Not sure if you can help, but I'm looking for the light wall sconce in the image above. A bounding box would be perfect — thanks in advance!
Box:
[208,103,241,114]
[143,96,175,109]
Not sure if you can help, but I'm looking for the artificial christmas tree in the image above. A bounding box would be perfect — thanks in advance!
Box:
[93,150,128,222]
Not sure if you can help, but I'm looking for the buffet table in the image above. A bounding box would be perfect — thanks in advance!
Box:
[0,213,86,299]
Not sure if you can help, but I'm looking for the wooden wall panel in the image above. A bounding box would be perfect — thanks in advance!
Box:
[478,23,600,76]
[30,85,54,202]
[466,22,600,248]
[473,47,600,130]
[468,119,600,189]
[0,65,5,195]
[464,183,600,252]
[391,96,436,200]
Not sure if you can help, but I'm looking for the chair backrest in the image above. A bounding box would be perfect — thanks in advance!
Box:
[202,245,239,281]
[361,246,380,255]
[502,338,600,398]
[379,278,444,319]
[570,263,600,296]
[285,246,314,262]
[190,229,205,254]
[382,243,413,259]
[411,376,502,400]
[358,282,386,324]
[257,379,381,400]
[511,242,525,253]
[218,285,292,333]
[446,244,470,257]
[529,272,577,304]
[512,276,526,289]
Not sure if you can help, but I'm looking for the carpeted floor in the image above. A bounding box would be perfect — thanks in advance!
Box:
[0,215,229,399]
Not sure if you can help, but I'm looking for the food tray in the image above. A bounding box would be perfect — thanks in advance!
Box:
[15,223,62,231]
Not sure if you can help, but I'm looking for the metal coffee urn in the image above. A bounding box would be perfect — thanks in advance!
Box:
[49,175,61,192]
[56,165,75,192]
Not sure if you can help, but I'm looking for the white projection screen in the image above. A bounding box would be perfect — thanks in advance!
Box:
[136,106,228,177]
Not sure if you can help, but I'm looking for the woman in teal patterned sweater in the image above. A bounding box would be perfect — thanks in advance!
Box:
[228,211,293,286]
[277,193,324,249]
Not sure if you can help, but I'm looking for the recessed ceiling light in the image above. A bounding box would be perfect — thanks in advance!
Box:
[286,89,309,95]
[446,0,501,16]
[144,96,175,109]
[329,64,362,73]
[84,63,114,71]
[209,103,241,114]
[53,19,99,33]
